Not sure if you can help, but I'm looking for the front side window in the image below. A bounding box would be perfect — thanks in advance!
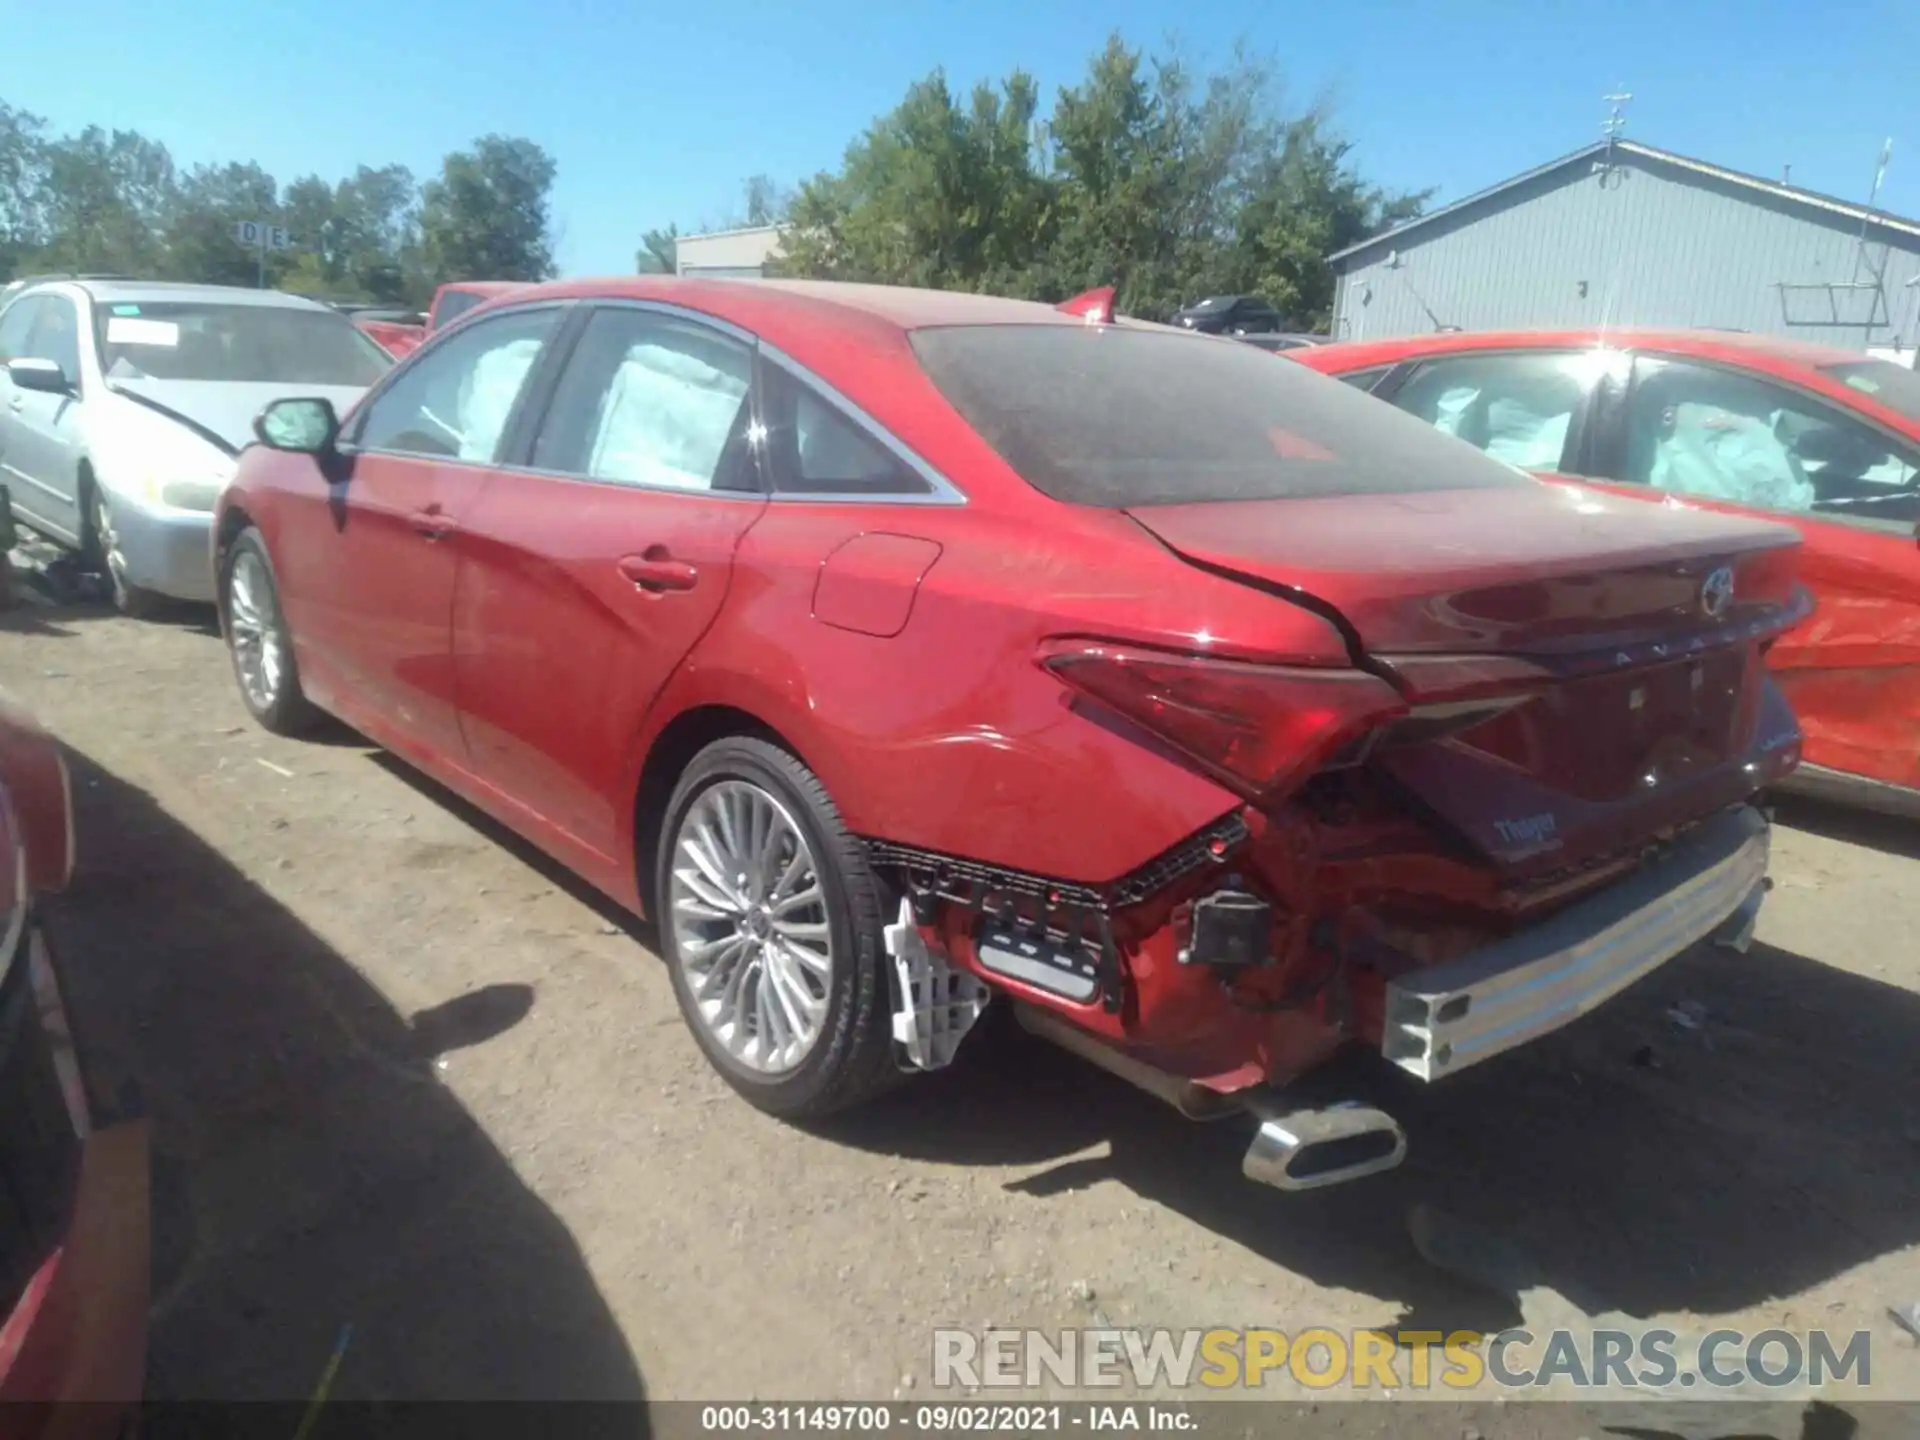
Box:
[94,301,389,386]
[1622,356,1920,531]
[27,295,82,379]
[1388,352,1589,472]
[530,307,755,492]
[0,297,44,363]
[910,324,1531,507]
[352,307,559,464]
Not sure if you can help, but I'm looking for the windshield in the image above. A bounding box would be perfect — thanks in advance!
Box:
[910,324,1536,507]
[1188,297,1233,312]
[1822,359,1920,425]
[95,302,390,386]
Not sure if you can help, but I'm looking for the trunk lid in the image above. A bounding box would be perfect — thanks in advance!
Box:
[1124,479,1806,658]
[1126,480,1811,873]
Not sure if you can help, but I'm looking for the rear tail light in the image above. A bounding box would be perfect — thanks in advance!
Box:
[1040,641,1408,803]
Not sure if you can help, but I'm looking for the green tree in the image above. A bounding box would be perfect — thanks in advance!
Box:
[774,34,1426,326]
[34,126,173,276]
[1226,112,1430,330]
[636,222,678,274]
[418,135,557,283]
[777,69,1051,293]
[0,100,47,281]
[159,160,283,287]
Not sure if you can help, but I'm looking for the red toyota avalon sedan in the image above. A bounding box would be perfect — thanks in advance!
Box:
[214,280,1809,1192]
[1290,330,1920,819]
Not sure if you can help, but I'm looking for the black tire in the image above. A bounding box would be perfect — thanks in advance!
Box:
[82,482,164,618]
[219,527,322,736]
[656,735,899,1120]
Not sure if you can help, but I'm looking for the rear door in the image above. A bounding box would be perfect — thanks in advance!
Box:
[1584,351,1920,793]
[450,302,766,863]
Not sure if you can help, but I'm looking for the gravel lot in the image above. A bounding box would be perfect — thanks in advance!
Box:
[3,558,1917,1434]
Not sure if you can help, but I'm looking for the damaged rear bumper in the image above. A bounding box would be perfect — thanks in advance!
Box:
[1382,804,1771,1081]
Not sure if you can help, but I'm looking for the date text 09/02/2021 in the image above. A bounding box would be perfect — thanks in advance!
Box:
[698,1405,1193,1432]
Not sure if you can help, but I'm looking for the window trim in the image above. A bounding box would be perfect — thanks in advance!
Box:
[500,299,765,500]
[756,343,967,506]
[1371,347,1603,476]
[1602,349,1920,535]
[339,300,577,465]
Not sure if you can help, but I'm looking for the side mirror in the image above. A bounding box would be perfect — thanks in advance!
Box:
[254,397,340,454]
[7,358,72,395]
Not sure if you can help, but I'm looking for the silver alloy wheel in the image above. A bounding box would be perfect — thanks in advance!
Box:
[91,492,129,599]
[226,549,285,712]
[669,778,834,1075]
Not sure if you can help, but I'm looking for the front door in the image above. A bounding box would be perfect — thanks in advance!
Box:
[272,304,567,768]
[450,303,767,866]
[0,293,88,544]
[1588,353,1920,793]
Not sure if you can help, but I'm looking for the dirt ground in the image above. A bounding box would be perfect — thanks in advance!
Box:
[3,556,1917,1435]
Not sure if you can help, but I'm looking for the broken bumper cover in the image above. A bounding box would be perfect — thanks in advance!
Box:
[1383,805,1770,1081]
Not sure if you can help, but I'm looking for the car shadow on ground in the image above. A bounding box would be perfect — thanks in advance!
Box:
[44,747,650,1427]
[825,934,1920,1341]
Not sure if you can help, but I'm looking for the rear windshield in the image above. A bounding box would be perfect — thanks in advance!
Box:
[1821,359,1920,424]
[909,324,1535,507]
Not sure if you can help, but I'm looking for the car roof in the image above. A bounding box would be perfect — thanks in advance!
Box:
[70,279,337,311]
[470,275,1101,349]
[436,280,523,297]
[1303,327,1870,372]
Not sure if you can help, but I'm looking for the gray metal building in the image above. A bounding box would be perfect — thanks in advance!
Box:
[1329,139,1920,355]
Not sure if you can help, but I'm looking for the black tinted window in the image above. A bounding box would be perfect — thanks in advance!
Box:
[909,325,1533,507]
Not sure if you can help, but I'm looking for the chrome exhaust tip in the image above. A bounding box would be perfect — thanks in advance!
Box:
[1242,1099,1407,1191]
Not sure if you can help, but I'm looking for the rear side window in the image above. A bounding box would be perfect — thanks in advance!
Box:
[434,289,488,328]
[1333,365,1392,393]
[756,356,934,497]
[1388,353,1588,471]
[530,307,756,492]
[909,325,1533,507]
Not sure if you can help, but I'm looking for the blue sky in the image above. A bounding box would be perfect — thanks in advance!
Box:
[6,0,1917,277]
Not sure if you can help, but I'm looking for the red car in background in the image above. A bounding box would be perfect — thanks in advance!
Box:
[0,695,148,1430]
[1292,331,1920,818]
[354,316,427,359]
[213,280,1806,1192]
[426,280,525,333]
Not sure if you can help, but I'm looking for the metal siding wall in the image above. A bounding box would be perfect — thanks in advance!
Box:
[1333,154,1920,349]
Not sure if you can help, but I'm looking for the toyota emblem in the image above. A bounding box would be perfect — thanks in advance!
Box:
[1700,565,1735,619]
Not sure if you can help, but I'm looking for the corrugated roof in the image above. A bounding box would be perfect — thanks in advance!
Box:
[1329,140,1920,265]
